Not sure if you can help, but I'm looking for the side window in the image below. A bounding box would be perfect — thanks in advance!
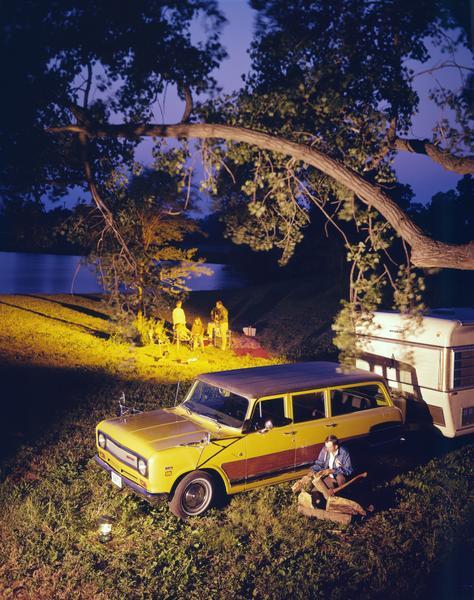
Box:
[372,384,390,407]
[250,397,286,429]
[292,391,325,423]
[330,384,386,416]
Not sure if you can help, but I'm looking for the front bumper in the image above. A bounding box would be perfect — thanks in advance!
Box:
[94,455,167,504]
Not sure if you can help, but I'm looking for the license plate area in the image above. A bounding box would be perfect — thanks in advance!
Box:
[111,471,123,488]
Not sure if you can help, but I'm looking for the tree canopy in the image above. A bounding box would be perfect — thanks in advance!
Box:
[0,0,226,199]
[2,0,473,345]
[66,164,209,344]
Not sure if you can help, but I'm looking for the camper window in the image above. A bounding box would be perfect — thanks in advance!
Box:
[453,348,474,389]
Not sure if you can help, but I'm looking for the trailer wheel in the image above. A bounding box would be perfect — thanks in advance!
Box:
[169,470,215,519]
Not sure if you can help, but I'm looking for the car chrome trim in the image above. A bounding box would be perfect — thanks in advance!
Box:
[94,456,165,503]
[98,432,147,474]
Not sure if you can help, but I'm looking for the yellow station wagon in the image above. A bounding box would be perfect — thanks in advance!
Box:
[95,362,403,518]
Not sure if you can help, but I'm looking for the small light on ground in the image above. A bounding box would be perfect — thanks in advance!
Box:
[98,515,114,543]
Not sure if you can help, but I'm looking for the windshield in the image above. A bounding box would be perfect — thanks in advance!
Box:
[182,381,249,428]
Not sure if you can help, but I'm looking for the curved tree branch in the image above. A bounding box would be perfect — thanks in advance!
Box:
[394,137,474,174]
[180,86,193,123]
[49,110,474,270]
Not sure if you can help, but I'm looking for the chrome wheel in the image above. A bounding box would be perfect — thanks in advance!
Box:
[182,478,213,515]
[169,470,215,518]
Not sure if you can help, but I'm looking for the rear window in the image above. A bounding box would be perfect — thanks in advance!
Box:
[330,384,388,416]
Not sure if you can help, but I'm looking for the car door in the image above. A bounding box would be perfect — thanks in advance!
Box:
[326,382,391,442]
[290,389,331,471]
[244,396,296,486]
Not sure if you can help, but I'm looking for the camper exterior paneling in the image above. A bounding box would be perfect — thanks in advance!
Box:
[356,309,474,438]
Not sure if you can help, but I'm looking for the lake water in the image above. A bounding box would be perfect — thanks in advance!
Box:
[0,251,246,294]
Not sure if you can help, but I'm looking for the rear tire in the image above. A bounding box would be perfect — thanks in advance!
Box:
[169,470,215,519]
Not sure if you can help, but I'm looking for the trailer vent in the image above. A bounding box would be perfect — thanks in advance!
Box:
[453,348,474,389]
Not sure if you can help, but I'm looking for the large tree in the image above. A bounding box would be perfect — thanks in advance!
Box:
[0,0,226,201]
[67,164,209,342]
[43,1,473,269]
[2,1,473,304]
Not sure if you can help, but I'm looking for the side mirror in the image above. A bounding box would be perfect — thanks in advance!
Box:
[242,416,292,434]
[258,419,274,434]
[241,419,252,434]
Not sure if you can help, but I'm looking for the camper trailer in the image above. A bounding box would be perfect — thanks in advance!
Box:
[356,308,474,438]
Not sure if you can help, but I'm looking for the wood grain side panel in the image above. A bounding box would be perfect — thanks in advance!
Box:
[246,448,295,479]
[221,459,246,484]
[295,442,323,467]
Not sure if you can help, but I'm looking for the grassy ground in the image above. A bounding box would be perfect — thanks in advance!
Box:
[0,293,473,599]
[191,278,342,360]
[0,293,279,460]
[0,293,277,381]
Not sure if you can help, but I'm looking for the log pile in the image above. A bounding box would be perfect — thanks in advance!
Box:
[292,470,368,524]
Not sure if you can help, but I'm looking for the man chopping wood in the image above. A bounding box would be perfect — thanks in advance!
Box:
[292,435,370,523]
[311,435,353,496]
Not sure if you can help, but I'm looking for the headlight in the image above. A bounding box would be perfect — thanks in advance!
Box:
[138,458,147,477]
[98,432,106,448]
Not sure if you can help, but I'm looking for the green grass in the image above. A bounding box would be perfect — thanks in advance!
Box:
[192,278,342,360]
[0,293,473,599]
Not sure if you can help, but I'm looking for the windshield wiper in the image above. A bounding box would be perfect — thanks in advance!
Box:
[182,403,196,416]
[198,410,226,426]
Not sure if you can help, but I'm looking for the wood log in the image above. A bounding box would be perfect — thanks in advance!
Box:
[291,474,313,493]
[313,477,331,499]
[326,496,366,516]
[297,505,352,524]
[298,491,315,510]
[312,468,333,482]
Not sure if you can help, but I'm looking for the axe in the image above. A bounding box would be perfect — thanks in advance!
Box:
[331,471,368,496]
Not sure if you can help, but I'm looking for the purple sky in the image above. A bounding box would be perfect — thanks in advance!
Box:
[63,0,468,210]
[213,1,468,204]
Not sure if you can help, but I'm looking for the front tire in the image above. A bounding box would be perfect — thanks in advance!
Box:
[169,470,215,518]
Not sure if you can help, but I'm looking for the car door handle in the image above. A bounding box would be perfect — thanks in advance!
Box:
[325,423,338,428]
[284,431,297,435]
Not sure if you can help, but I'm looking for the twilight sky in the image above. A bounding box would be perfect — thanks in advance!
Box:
[62,0,470,210]
[213,0,468,204]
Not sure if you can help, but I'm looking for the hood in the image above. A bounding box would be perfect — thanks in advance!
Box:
[99,408,211,457]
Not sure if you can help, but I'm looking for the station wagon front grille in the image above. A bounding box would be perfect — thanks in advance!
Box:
[105,437,138,470]
[453,348,474,389]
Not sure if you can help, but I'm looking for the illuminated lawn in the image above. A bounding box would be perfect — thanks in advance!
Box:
[0,293,277,383]
[0,294,472,599]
